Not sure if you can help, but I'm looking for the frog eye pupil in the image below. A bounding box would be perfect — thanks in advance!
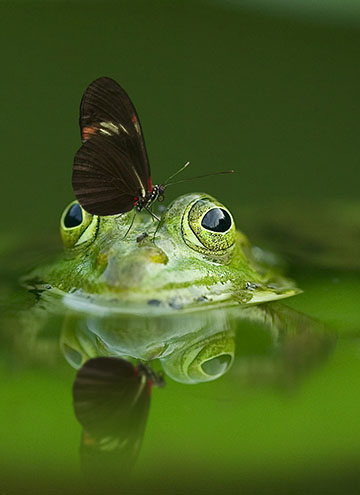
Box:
[201,208,232,233]
[64,203,83,228]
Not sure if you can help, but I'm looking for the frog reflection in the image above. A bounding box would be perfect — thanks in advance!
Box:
[61,307,237,384]
[61,302,331,387]
[66,310,238,477]
[21,289,333,478]
[66,303,332,478]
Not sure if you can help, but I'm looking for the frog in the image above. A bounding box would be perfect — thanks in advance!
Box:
[19,191,333,386]
[28,192,300,312]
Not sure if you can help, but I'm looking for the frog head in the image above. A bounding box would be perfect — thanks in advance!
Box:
[49,192,298,311]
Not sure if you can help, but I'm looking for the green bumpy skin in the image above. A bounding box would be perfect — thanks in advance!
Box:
[30,193,300,312]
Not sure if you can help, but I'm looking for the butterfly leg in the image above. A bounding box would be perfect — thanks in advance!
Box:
[144,206,161,222]
[122,209,137,239]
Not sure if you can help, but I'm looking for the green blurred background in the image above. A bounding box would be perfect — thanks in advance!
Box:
[1,1,360,493]
[1,0,360,234]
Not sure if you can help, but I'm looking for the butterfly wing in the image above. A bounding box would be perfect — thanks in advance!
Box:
[73,77,151,215]
[73,133,146,215]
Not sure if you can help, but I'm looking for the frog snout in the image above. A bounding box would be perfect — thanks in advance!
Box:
[100,245,168,289]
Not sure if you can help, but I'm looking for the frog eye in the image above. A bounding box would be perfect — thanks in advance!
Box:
[60,200,99,248]
[201,208,232,233]
[181,197,235,256]
[64,203,83,228]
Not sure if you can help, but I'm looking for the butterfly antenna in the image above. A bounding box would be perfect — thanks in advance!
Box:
[122,210,137,239]
[164,161,190,186]
[165,169,235,187]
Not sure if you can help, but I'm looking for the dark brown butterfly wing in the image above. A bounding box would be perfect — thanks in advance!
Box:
[79,77,150,186]
[73,133,146,215]
[73,77,152,215]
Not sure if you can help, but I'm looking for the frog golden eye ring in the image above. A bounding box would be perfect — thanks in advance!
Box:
[181,196,236,255]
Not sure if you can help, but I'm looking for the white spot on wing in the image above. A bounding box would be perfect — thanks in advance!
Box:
[100,121,120,135]
[99,128,112,136]
[132,167,146,197]
[133,121,141,135]
[119,123,130,135]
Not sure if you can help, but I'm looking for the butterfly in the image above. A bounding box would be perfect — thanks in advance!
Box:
[72,77,233,219]
[72,76,167,217]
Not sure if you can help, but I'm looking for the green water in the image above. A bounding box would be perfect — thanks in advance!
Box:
[1,1,360,493]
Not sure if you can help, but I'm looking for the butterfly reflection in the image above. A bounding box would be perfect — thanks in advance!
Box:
[72,357,164,479]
